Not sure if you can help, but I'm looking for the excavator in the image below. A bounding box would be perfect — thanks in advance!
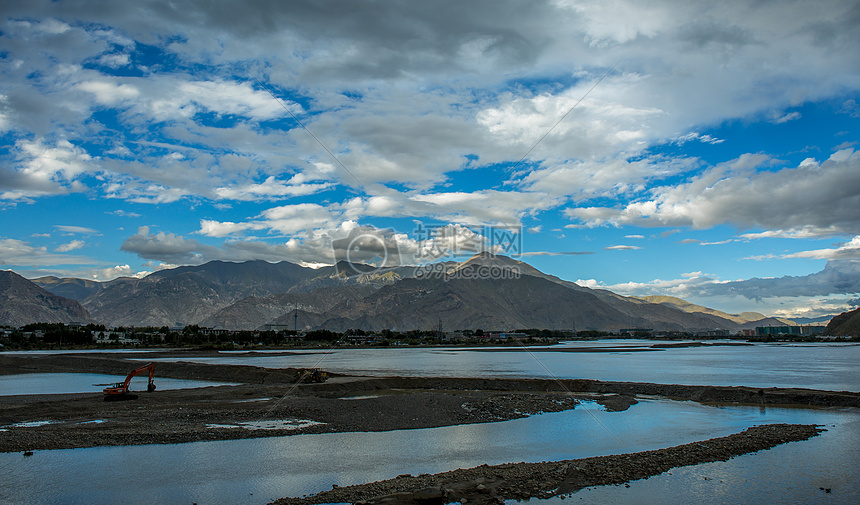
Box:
[298,368,328,383]
[102,362,157,400]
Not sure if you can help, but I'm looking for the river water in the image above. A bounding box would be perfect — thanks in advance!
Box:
[143,340,860,392]
[0,373,237,396]
[1,342,858,505]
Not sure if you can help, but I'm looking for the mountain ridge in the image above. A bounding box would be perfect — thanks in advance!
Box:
[5,255,797,332]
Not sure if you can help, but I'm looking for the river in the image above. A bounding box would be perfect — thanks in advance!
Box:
[143,340,860,392]
[1,341,858,504]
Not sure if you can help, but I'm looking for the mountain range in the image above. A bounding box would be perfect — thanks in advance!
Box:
[0,253,829,332]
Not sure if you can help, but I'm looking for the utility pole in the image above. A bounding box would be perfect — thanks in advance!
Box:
[293,302,298,333]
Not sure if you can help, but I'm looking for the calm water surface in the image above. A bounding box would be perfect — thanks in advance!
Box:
[0,373,238,396]
[1,400,857,505]
[141,341,860,392]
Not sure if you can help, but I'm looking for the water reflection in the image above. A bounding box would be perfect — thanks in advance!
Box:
[0,373,238,396]
[523,411,860,505]
[137,341,860,392]
[0,400,856,505]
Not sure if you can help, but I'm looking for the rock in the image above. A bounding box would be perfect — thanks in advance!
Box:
[412,487,444,503]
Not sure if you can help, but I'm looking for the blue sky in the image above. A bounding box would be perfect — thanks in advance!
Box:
[1,0,859,319]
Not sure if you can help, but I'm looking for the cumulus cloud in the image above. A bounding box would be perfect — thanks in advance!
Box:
[91,264,149,281]
[1,140,94,200]
[2,0,858,215]
[121,224,346,266]
[565,149,860,236]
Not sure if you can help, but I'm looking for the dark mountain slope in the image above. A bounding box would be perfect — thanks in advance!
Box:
[824,307,860,337]
[83,260,320,327]
[201,284,377,330]
[0,271,90,327]
[314,265,729,332]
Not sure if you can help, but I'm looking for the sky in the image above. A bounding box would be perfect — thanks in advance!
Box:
[1,0,859,320]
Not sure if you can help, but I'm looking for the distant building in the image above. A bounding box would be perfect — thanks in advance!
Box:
[486,331,530,340]
[695,329,731,338]
[259,323,294,332]
[619,328,653,335]
[755,325,827,336]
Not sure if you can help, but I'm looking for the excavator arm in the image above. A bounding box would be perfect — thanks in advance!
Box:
[103,362,156,399]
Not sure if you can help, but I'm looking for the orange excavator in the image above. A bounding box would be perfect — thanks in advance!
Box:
[103,362,157,400]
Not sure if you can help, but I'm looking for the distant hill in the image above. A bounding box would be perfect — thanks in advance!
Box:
[32,276,103,301]
[82,260,321,327]
[824,308,860,337]
[637,295,766,325]
[0,270,90,327]
[791,315,836,325]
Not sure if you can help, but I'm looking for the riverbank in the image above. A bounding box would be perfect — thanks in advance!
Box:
[271,424,824,505]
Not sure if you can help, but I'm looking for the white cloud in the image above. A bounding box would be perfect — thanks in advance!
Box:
[771,111,801,124]
[566,149,860,236]
[91,264,149,281]
[197,220,266,238]
[55,240,85,252]
[75,80,139,104]
[103,179,188,204]
[97,53,130,68]
[674,132,725,145]
[781,236,860,260]
[1,140,94,200]
[0,238,92,267]
[214,176,332,201]
[605,245,641,250]
[54,225,100,235]
[143,79,298,122]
